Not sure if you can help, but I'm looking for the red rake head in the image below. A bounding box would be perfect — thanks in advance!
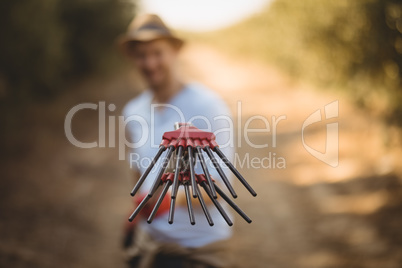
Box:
[128,123,256,226]
[160,124,219,149]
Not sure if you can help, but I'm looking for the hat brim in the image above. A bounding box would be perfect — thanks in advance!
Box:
[117,30,184,54]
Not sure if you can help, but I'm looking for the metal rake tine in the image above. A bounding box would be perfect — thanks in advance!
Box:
[168,190,177,224]
[188,146,198,198]
[130,146,165,196]
[213,183,252,223]
[204,146,237,198]
[184,183,195,225]
[195,183,214,226]
[213,147,257,196]
[196,146,217,198]
[148,146,175,196]
[201,181,233,226]
[129,182,161,222]
[147,180,172,224]
[171,146,184,198]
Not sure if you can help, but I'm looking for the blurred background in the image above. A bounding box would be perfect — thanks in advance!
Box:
[0,0,401,267]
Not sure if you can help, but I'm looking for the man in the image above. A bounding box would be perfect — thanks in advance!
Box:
[119,14,234,268]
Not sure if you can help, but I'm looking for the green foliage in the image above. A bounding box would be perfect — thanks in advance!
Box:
[0,0,135,101]
[192,0,402,124]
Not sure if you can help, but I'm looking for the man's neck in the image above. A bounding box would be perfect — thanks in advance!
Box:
[152,78,184,104]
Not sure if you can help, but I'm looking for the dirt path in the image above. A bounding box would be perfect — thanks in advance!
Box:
[179,43,402,268]
[0,43,401,268]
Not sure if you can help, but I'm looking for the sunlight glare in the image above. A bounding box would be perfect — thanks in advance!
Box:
[139,0,271,31]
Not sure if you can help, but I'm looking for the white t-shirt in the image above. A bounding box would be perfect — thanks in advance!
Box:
[122,82,235,248]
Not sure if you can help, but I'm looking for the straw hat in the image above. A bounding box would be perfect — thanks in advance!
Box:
[118,14,184,53]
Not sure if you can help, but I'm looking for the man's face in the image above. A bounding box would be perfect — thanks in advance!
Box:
[130,39,179,89]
